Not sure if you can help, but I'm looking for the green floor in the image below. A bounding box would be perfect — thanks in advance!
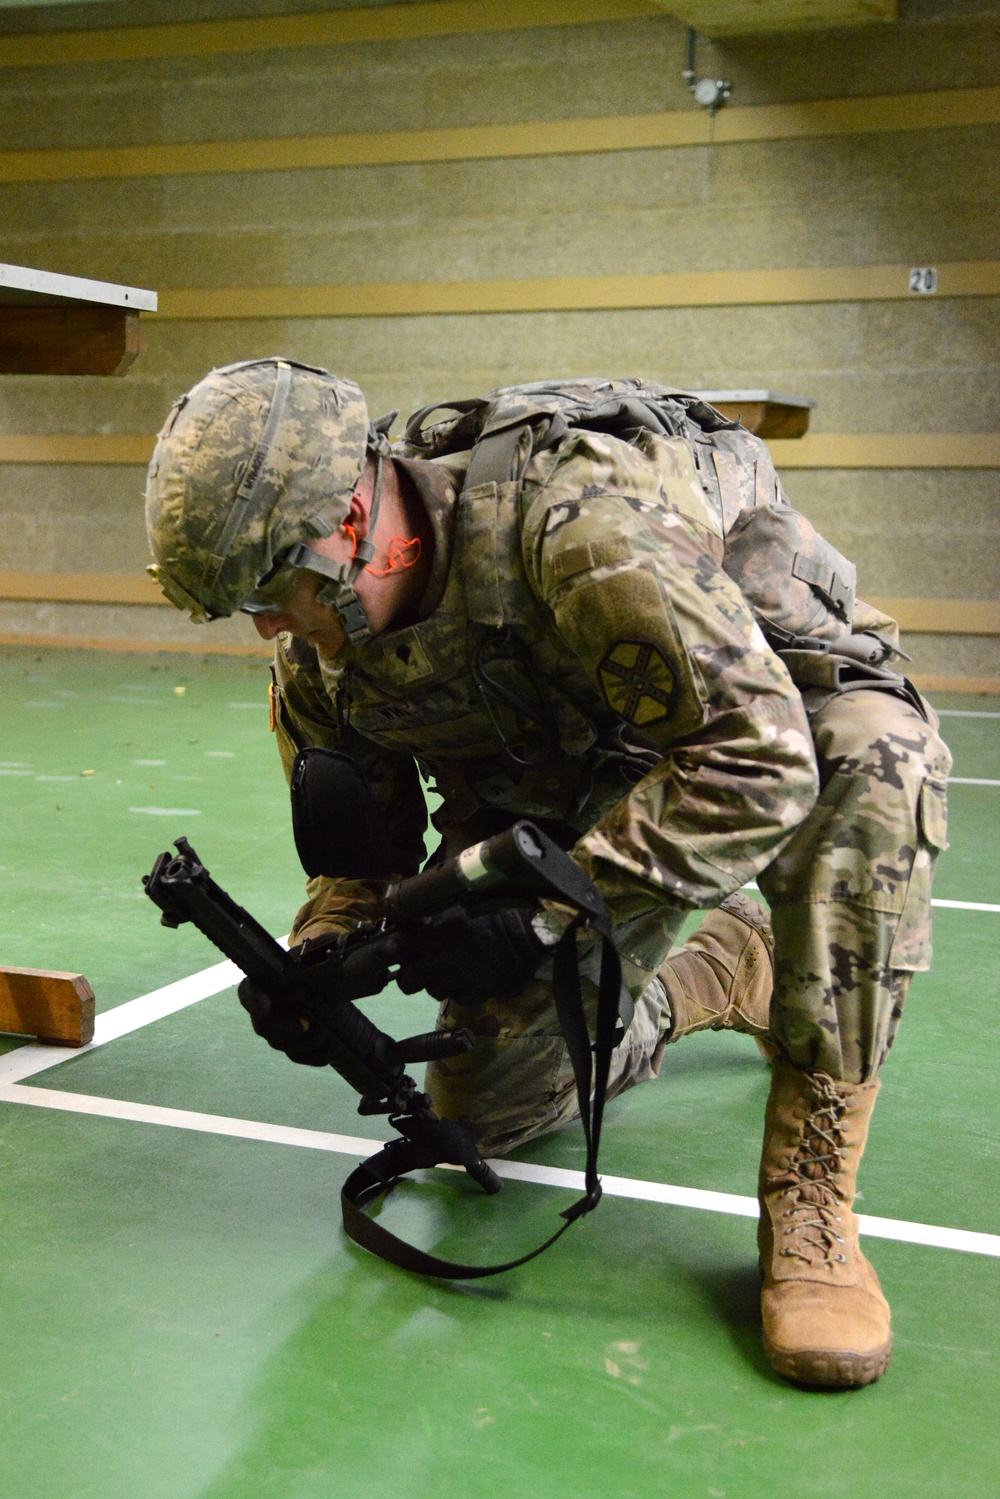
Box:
[1,644,997,1499]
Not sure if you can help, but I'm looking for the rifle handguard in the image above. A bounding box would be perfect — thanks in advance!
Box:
[384,821,607,930]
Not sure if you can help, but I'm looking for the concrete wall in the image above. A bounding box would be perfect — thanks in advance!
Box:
[0,0,997,677]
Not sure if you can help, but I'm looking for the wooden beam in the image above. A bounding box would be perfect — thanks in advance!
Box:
[0,434,154,463]
[0,571,166,605]
[0,573,994,636]
[869,598,1000,636]
[0,632,993,684]
[0,966,94,1047]
[0,305,140,376]
[0,264,156,376]
[0,1,658,69]
[153,261,1000,321]
[3,86,997,183]
[909,674,1000,695]
[710,398,814,438]
[0,630,273,657]
[0,263,157,313]
[770,434,1000,468]
[663,0,896,36]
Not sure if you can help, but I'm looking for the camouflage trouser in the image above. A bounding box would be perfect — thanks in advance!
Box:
[426,688,951,1156]
[759,687,951,1081]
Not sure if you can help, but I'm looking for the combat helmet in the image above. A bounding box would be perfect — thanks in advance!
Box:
[145,357,393,644]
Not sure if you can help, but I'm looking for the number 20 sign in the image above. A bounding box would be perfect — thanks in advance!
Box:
[909,267,938,294]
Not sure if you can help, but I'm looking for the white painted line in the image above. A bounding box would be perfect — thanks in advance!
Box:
[492,1158,759,1220]
[2,1084,997,1259]
[0,1085,382,1158]
[0,939,290,1085]
[932,898,1000,912]
[852,1212,1000,1256]
[495,1162,1000,1256]
[936,710,1000,719]
[949,777,1000,786]
[0,957,243,1084]
[129,806,203,816]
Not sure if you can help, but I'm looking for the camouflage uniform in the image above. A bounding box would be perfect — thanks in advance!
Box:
[269,409,950,1156]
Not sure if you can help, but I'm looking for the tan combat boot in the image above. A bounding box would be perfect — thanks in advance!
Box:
[758,1058,891,1388]
[659,891,775,1046]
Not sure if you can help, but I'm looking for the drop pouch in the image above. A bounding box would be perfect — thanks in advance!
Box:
[290,746,395,879]
[722,502,857,644]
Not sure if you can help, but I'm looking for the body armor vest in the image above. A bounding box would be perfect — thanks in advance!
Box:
[324,379,905,834]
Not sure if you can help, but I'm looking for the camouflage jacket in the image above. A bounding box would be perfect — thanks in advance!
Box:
[271,413,822,979]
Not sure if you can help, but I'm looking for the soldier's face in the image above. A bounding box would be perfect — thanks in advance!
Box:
[248,569,347,658]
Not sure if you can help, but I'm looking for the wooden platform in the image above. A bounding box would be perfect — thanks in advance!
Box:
[0,262,157,376]
[0,262,156,1036]
[693,389,817,438]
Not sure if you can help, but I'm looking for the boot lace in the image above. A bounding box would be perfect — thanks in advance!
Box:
[777,1075,849,1266]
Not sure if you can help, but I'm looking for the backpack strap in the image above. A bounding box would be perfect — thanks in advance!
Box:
[463,421,533,491]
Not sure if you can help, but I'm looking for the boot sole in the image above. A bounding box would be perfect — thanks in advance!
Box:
[764,1334,892,1389]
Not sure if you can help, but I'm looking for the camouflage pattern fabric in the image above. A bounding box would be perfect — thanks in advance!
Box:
[291,876,385,949]
[252,402,948,1144]
[397,375,790,538]
[275,428,819,983]
[428,963,672,1158]
[425,688,949,1154]
[759,688,950,1081]
[145,360,370,621]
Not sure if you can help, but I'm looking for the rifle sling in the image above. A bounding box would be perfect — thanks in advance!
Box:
[340,917,622,1279]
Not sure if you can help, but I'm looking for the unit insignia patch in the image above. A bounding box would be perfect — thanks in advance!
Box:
[598,640,676,726]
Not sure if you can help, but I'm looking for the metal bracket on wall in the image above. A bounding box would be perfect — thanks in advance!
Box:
[682,27,731,117]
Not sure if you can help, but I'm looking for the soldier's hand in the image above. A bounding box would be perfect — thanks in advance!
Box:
[395,904,550,1007]
[237,977,332,1066]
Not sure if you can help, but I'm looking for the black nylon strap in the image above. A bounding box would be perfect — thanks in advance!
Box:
[342,1156,578,1280]
[340,920,624,1279]
[463,422,530,491]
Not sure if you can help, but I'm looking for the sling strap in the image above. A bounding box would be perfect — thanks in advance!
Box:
[340,914,624,1279]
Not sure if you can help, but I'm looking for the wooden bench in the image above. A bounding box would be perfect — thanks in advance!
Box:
[1,262,155,1044]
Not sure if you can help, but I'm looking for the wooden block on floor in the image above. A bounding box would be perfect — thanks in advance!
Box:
[0,966,95,1046]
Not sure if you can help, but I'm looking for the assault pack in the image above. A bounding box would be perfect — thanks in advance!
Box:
[396,375,777,534]
[395,376,917,710]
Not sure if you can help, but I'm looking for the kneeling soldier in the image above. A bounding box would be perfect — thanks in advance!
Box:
[146,362,950,1388]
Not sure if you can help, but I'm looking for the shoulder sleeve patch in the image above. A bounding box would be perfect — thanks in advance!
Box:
[598,640,677,726]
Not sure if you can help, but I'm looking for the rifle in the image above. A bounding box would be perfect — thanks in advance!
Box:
[142,752,624,1279]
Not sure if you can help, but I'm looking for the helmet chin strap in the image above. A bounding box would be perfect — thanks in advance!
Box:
[284,453,385,646]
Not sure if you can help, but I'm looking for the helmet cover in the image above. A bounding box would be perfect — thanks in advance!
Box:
[145,359,369,620]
